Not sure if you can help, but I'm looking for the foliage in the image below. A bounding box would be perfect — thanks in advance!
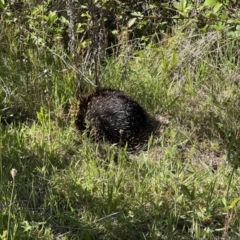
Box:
[1,0,240,239]
[173,0,240,36]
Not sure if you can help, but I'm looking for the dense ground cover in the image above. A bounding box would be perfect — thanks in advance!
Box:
[1,1,240,239]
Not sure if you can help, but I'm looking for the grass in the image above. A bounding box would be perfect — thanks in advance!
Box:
[1,24,240,239]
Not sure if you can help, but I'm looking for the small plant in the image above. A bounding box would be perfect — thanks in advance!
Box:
[6,168,17,240]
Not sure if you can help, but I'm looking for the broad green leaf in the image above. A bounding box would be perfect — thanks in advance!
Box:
[228,197,240,210]
[223,197,240,210]
[213,3,223,13]
[203,0,217,7]
[0,0,8,9]
[48,11,58,25]
[173,1,180,10]
[128,18,137,28]
[131,12,143,17]
[173,0,187,12]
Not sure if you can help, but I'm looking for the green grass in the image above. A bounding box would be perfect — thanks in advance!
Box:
[1,27,240,239]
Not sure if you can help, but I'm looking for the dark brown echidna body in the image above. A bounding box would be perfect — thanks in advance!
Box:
[75,88,157,149]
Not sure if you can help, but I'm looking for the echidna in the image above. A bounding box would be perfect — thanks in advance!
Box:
[75,88,159,149]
